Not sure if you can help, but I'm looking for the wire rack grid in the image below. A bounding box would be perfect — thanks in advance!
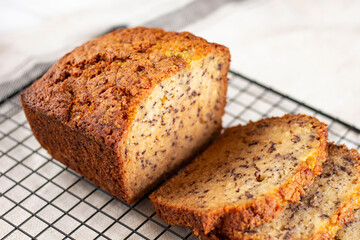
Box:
[0,70,359,240]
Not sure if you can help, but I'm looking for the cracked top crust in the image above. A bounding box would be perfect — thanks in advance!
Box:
[21,27,229,147]
[150,114,328,235]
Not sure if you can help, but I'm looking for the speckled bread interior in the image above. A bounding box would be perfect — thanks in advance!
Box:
[149,114,328,235]
[202,143,360,240]
[21,27,231,204]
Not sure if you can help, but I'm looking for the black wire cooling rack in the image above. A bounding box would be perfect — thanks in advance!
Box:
[0,70,359,240]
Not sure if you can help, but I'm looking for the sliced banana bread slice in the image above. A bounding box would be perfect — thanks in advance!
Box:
[335,207,360,239]
[149,114,328,235]
[207,143,360,240]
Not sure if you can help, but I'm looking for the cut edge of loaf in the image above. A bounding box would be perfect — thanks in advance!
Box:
[201,143,360,240]
[150,114,328,234]
[313,144,360,240]
[121,52,230,202]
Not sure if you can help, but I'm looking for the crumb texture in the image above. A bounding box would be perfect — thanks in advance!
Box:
[335,203,360,239]
[227,143,360,240]
[21,27,230,203]
[150,114,328,234]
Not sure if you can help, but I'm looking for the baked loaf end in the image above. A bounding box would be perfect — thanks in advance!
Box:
[21,27,230,204]
[213,143,360,240]
[150,114,328,235]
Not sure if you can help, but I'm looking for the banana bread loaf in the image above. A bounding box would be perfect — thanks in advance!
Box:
[204,143,360,240]
[149,114,328,235]
[21,27,230,204]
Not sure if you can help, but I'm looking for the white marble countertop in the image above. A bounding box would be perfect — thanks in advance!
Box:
[185,0,360,129]
[0,0,359,128]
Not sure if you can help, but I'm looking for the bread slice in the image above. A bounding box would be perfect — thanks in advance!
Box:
[203,143,360,240]
[149,114,328,235]
[21,27,230,204]
[335,208,360,239]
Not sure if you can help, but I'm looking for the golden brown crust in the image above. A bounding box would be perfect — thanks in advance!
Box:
[21,27,230,204]
[21,99,130,201]
[150,114,328,235]
[22,27,229,147]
